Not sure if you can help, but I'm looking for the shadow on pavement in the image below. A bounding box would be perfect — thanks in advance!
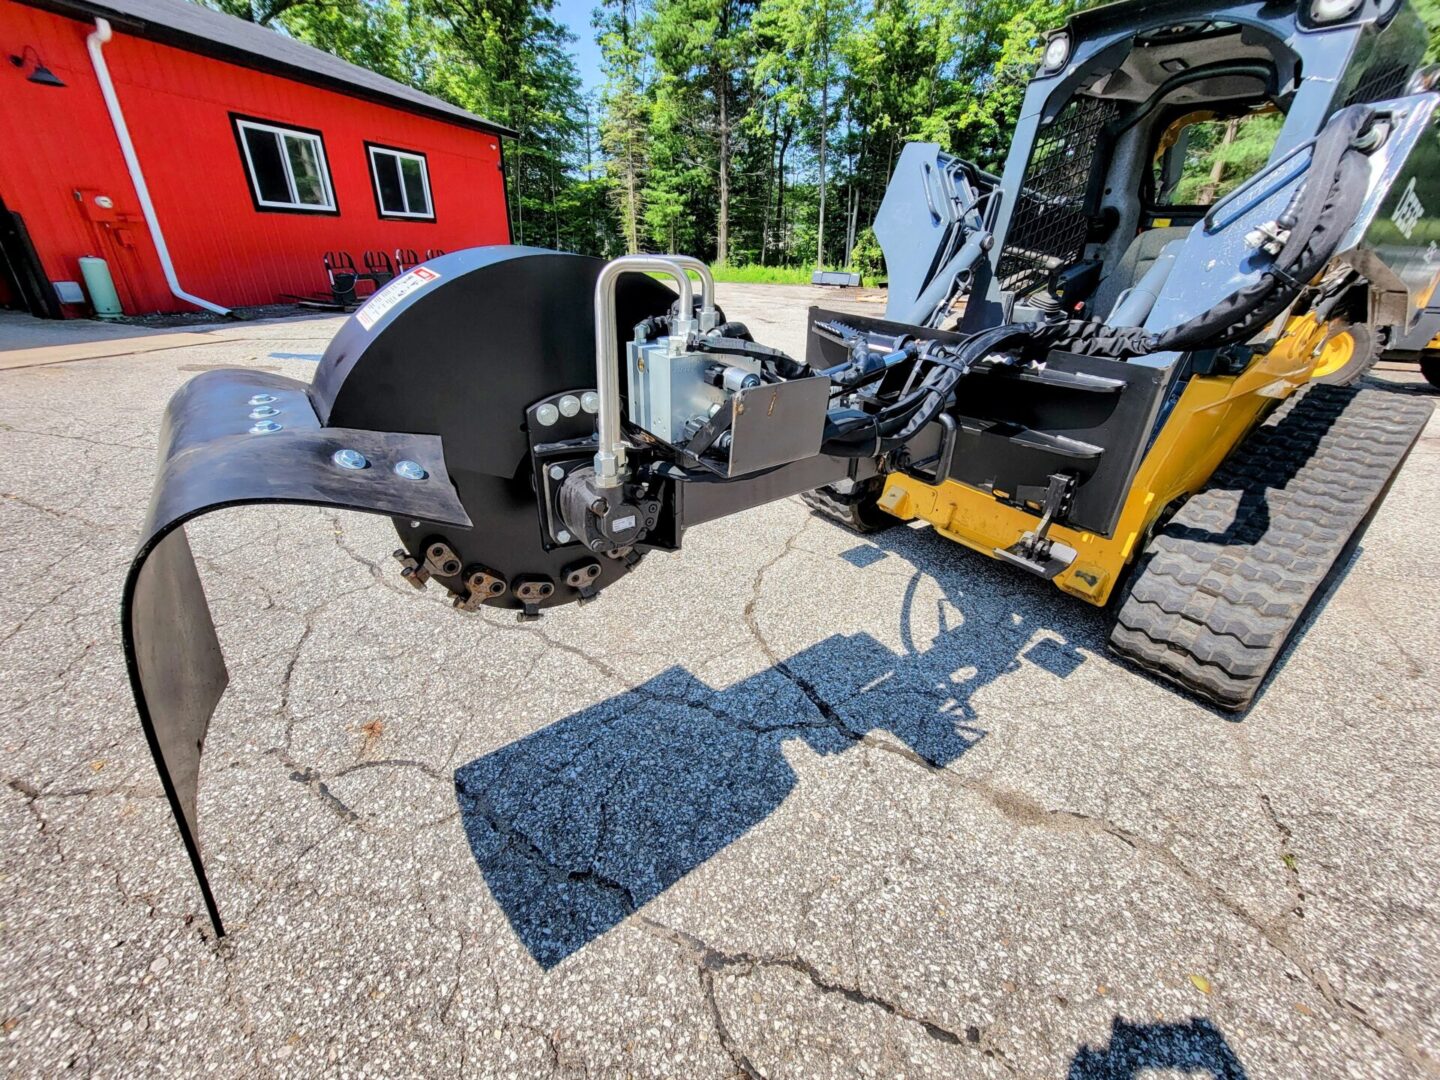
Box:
[455,521,1099,968]
[1068,1016,1249,1079]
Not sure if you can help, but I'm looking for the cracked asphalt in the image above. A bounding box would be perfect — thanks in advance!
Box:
[1,284,1438,1078]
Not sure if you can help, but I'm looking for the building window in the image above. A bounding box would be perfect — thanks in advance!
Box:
[232,116,337,213]
[367,144,434,220]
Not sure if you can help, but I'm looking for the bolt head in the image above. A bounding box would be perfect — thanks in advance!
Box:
[249,405,279,419]
[248,394,277,406]
[535,403,560,427]
[249,420,282,434]
[580,391,600,414]
[558,394,581,418]
[556,529,572,544]
[393,459,427,481]
[332,448,369,470]
[548,464,565,481]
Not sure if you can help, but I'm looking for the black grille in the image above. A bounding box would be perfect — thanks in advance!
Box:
[995,94,1118,297]
[1343,63,1410,106]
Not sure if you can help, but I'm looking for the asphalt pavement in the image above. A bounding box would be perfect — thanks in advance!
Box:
[1,284,1437,1078]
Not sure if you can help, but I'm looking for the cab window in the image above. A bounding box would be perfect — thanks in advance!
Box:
[1152,110,1283,207]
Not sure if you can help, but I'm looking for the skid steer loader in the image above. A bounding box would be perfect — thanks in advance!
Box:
[124,0,1437,934]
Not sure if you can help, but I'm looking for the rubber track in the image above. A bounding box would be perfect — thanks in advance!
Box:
[1108,384,1431,710]
[799,481,897,534]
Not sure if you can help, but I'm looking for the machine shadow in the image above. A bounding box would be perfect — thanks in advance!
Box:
[454,520,1102,969]
[1068,1016,1249,1079]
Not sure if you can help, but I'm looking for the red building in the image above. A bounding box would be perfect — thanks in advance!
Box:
[0,0,513,318]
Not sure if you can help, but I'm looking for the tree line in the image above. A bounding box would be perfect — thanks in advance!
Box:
[209,0,1440,272]
[596,0,1088,269]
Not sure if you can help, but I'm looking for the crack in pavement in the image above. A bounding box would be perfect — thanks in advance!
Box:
[266,750,365,826]
[0,426,153,451]
[0,490,129,534]
[732,509,1435,1074]
[5,776,157,802]
[462,787,640,913]
[1220,727,1437,1073]
[862,744,1440,1076]
[638,917,1014,1077]
[324,512,425,598]
[699,965,765,1080]
[736,515,945,757]
[333,757,450,783]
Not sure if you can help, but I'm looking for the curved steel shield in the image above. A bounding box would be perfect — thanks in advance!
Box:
[122,368,469,936]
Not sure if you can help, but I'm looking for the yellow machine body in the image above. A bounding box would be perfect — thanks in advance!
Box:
[877,315,1331,607]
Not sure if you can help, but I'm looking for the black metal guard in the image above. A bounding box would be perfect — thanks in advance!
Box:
[121,368,469,935]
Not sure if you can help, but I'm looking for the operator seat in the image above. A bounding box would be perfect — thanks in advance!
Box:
[1092,226,1190,325]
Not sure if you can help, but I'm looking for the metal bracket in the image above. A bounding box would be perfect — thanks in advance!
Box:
[512,576,555,621]
[393,548,430,589]
[563,560,603,603]
[993,472,1078,579]
[526,389,605,549]
[454,564,508,611]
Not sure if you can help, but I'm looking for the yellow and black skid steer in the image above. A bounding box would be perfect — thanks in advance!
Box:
[123,0,1437,934]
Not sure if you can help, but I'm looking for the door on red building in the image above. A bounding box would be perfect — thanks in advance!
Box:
[0,191,61,319]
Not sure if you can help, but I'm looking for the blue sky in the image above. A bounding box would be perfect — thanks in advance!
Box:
[553,0,605,98]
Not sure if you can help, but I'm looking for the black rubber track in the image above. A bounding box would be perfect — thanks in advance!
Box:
[1109,383,1432,711]
[800,478,898,533]
[1420,354,1440,390]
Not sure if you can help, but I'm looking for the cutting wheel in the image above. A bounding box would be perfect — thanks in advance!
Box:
[312,246,677,611]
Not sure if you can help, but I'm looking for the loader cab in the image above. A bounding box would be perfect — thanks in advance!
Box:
[970,0,1429,334]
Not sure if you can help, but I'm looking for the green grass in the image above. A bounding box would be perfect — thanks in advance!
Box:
[708,263,819,285]
[646,262,882,286]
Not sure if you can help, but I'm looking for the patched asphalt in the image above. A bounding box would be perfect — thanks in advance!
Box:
[1,285,1438,1078]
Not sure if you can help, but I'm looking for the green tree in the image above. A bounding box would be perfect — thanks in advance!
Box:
[1170,113,1283,205]
[750,0,854,265]
[644,0,755,262]
[597,0,650,252]
[1415,0,1440,61]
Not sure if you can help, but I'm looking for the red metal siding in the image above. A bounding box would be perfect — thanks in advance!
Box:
[0,0,509,314]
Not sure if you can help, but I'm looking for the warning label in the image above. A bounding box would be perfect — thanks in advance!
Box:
[356,266,442,331]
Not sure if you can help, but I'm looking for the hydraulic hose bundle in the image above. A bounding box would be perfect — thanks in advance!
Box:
[819,321,1059,457]
[1057,104,1378,358]
[814,104,1379,461]
[660,105,1377,469]
[1148,103,1375,353]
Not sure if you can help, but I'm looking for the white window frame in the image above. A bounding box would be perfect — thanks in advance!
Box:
[234,117,337,213]
[367,145,434,220]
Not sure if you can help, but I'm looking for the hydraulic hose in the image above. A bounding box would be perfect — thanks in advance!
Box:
[817,107,1377,461]
[821,322,1052,457]
[1150,104,1374,354]
[1042,105,1377,361]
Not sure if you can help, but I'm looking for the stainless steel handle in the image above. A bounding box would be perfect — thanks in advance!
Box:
[593,256,694,488]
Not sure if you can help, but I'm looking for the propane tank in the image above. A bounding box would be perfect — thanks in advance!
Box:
[78,256,123,318]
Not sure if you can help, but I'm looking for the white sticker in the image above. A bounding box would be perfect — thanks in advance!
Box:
[611,514,637,532]
[1393,177,1424,241]
[355,266,442,331]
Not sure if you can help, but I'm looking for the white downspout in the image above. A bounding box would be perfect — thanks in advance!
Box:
[86,18,231,317]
